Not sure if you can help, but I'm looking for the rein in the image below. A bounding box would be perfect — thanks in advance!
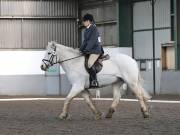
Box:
[43,54,83,65]
[42,45,83,66]
[58,55,83,64]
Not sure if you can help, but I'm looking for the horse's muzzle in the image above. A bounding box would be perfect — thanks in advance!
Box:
[40,65,47,71]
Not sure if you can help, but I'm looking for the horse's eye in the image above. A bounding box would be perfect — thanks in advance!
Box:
[48,52,51,55]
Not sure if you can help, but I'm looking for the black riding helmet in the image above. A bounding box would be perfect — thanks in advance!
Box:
[83,13,94,22]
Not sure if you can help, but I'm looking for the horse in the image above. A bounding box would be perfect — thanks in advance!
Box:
[40,41,151,120]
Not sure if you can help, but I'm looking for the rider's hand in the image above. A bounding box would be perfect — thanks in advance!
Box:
[79,50,85,55]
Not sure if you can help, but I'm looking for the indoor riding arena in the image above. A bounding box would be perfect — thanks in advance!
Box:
[0,0,180,135]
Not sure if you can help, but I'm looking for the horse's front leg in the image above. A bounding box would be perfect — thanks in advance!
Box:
[81,90,102,120]
[59,83,84,120]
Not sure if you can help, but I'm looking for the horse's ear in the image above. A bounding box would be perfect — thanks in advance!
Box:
[51,41,56,48]
[48,42,51,47]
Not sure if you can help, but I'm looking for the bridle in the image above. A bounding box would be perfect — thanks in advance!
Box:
[42,46,83,67]
[42,46,58,67]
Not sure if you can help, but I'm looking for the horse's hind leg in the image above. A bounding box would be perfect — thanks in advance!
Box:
[81,90,102,120]
[105,80,124,118]
[129,82,150,118]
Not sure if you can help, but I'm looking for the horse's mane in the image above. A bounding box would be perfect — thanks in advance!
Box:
[55,43,80,56]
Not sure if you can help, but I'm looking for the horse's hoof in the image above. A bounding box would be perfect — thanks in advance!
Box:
[143,112,150,118]
[94,112,102,120]
[141,107,150,118]
[105,113,112,119]
[105,108,115,119]
[58,113,71,120]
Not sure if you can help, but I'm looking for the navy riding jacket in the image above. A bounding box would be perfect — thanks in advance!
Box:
[80,24,104,54]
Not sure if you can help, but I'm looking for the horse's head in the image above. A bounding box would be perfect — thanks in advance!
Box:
[40,41,58,71]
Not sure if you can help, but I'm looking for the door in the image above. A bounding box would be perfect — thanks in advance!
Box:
[133,0,171,94]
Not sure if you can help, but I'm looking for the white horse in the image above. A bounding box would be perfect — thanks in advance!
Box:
[41,41,151,120]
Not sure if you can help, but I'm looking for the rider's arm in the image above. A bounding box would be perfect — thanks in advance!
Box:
[79,40,86,52]
[85,27,99,52]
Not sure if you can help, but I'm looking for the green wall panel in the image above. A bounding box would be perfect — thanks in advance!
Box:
[119,0,133,47]
[175,0,180,69]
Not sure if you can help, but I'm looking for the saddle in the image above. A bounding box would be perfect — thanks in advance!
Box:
[85,54,110,73]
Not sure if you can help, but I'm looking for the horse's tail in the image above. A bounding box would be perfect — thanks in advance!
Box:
[138,73,152,101]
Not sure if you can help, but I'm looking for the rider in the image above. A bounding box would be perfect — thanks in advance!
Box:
[80,13,104,88]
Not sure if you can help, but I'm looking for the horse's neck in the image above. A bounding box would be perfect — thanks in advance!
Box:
[56,44,78,60]
[56,44,81,72]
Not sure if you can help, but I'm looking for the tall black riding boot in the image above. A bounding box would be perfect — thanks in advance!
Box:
[89,66,99,88]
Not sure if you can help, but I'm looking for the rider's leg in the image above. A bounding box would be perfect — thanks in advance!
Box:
[88,54,100,68]
[88,65,98,87]
[88,54,100,88]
